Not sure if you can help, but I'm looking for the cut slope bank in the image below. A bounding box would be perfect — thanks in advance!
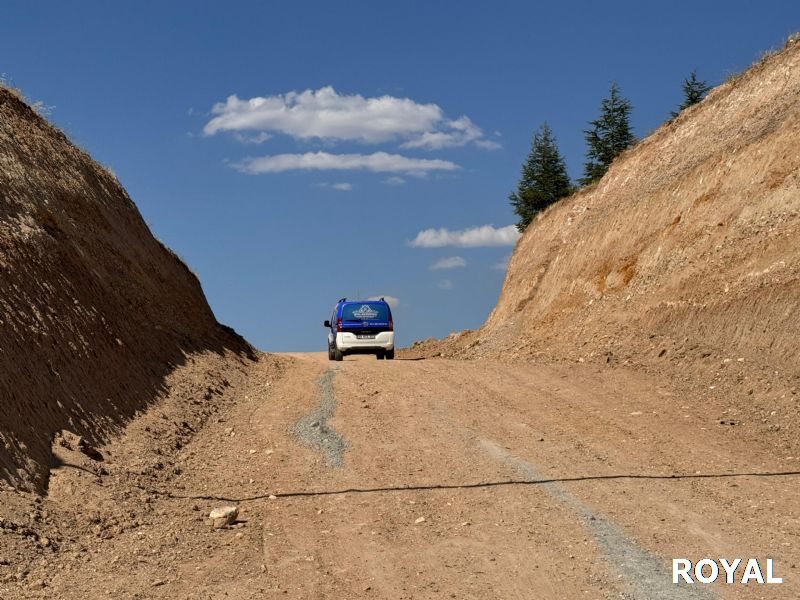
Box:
[411,38,800,443]
[0,87,253,492]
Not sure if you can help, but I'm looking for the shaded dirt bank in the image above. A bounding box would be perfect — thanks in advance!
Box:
[0,87,254,492]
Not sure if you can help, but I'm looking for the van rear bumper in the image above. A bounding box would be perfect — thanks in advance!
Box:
[336,331,394,352]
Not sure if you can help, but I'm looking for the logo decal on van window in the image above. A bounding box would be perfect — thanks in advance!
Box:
[352,305,379,320]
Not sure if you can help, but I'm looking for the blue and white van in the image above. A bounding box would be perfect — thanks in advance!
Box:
[324,298,395,361]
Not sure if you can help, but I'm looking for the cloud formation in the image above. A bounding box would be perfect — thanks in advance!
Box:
[410,225,520,248]
[430,256,467,270]
[367,295,400,308]
[205,86,497,149]
[316,182,353,191]
[402,116,500,150]
[233,152,459,175]
[232,131,272,144]
[492,253,512,271]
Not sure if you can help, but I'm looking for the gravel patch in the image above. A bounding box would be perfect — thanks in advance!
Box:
[293,369,347,468]
[479,439,714,600]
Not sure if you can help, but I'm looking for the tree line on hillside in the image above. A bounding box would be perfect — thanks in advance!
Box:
[510,71,712,231]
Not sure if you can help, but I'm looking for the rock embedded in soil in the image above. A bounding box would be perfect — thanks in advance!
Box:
[209,506,239,529]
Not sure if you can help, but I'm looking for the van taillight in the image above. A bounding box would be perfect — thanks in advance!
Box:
[336,318,342,332]
[388,317,394,331]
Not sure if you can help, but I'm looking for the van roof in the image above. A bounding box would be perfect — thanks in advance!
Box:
[338,298,389,304]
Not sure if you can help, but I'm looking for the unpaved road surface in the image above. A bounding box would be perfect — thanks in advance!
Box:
[2,353,798,599]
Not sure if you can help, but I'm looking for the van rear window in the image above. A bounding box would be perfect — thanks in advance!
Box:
[342,303,390,321]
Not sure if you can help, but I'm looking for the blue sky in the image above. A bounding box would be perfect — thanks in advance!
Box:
[2,2,799,351]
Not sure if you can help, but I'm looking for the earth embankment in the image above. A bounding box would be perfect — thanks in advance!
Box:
[0,87,253,492]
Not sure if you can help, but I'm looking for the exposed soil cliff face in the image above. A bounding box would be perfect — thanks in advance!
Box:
[0,87,253,492]
[408,39,800,444]
[482,39,800,369]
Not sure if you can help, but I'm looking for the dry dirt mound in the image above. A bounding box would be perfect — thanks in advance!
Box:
[407,38,800,446]
[0,87,254,492]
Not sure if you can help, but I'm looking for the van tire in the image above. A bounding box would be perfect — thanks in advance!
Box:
[328,344,334,360]
[334,347,344,362]
[376,352,384,360]
[386,349,395,360]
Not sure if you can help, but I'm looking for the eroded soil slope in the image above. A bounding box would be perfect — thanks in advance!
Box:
[410,38,800,454]
[0,87,253,491]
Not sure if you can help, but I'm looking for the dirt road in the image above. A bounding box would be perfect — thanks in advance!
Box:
[2,352,798,599]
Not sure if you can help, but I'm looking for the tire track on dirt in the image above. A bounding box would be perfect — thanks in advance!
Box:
[293,368,347,467]
[479,439,713,600]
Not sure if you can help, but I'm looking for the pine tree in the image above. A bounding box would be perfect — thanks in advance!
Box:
[509,123,572,232]
[580,83,635,185]
[671,70,711,118]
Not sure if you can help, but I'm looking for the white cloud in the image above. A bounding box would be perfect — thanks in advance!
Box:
[492,253,512,270]
[205,86,441,143]
[316,182,353,191]
[367,295,400,308]
[233,151,459,175]
[430,256,467,270]
[475,139,502,150]
[204,86,496,149]
[437,279,454,290]
[383,176,406,185]
[402,116,500,150]
[31,100,55,117]
[232,131,272,144]
[410,224,521,248]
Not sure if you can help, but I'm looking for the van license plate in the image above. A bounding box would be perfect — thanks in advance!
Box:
[357,334,376,339]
